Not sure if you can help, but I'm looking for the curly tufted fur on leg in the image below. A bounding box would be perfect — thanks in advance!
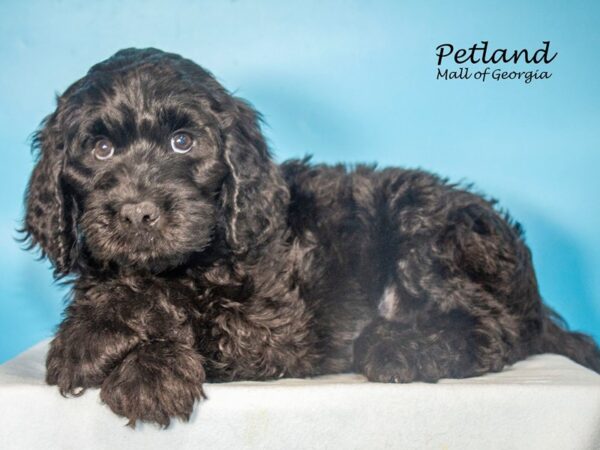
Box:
[21,48,600,426]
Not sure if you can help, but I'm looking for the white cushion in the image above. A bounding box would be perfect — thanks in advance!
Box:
[1,340,599,450]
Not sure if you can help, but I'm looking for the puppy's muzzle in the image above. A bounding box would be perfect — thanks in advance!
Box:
[119,201,160,228]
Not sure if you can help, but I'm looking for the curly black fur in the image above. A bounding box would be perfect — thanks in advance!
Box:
[21,48,600,427]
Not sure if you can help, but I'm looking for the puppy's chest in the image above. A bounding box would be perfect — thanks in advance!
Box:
[183,284,316,380]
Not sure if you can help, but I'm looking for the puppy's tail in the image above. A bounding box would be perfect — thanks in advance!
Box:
[539,305,600,373]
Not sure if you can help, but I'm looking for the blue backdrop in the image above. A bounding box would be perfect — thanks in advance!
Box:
[1,0,598,363]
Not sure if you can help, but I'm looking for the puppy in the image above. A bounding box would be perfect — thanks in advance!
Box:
[22,48,600,426]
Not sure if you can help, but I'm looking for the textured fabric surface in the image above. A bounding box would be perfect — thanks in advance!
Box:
[1,340,599,450]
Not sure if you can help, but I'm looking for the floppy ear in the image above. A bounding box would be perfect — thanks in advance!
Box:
[219,98,289,255]
[22,110,77,276]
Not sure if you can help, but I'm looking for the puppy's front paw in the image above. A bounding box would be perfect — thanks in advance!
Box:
[100,341,205,427]
[46,326,138,396]
[46,337,104,396]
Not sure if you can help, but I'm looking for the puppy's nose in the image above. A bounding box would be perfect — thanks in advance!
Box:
[119,201,160,227]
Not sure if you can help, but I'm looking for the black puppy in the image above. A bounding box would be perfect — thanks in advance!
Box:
[22,48,600,426]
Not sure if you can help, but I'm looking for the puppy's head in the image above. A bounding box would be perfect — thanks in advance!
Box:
[22,48,288,275]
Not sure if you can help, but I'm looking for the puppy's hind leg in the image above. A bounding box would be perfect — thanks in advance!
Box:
[353,275,524,383]
[353,308,495,383]
[354,202,532,383]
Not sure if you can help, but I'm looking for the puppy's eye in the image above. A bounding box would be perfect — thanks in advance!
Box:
[170,132,194,153]
[93,138,115,160]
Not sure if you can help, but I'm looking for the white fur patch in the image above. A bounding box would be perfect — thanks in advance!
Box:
[378,285,398,320]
